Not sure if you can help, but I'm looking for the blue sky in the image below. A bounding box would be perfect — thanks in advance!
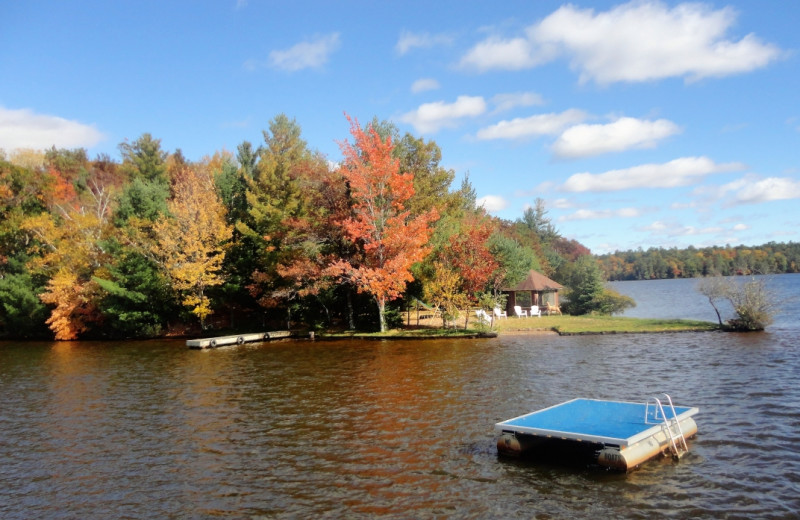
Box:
[1,0,798,254]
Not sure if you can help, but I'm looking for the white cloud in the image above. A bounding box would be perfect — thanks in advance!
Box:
[561,156,746,193]
[727,176,800,204]
[476,194,509,212]
[476,109,586,140]
[410,78,440,93]
[395,31,452,55]
[639,220,724,237]
[551,198,575,209]
[267,33,341,71]
[559,207,642,221]
[459,1,781,84]
[459,36,550,71]
[400,95,486,133]
[490,92,544,113]
[552,117,681,158]
[0,106,105,150]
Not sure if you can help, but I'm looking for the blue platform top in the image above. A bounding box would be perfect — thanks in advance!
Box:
[496,398,699,447]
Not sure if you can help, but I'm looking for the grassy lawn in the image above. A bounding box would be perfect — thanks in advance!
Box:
[318,314,718,338]
[492,314,718,335]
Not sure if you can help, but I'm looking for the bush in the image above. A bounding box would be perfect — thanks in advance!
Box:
[725,277,775,331]
[697,275,776,331]
[594,288,636,315]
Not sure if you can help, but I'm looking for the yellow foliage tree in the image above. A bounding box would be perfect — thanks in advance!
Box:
[21,190,112,339]
[152,166,232,327]
[423,261,468,328]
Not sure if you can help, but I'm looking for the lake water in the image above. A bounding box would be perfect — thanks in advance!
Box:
[1,275,799,518]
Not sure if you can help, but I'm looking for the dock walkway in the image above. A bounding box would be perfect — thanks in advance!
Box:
[187,331,291,349]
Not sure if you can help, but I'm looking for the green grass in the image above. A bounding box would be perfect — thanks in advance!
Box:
[317,314,718,339]
[493,314,718,335]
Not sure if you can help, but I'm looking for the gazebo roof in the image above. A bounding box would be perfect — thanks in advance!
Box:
[504,270,563,292]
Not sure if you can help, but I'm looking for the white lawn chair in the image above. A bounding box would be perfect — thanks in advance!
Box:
[513,305,528,318]
[475,309,490,324]
[530,305,542,317]
[493,307,507,319]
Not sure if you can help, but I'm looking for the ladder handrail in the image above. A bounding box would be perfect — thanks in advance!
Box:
[645,393,688,458]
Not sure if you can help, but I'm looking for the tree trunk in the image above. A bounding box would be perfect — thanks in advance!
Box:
[377,297,386,332]
[347,289,355,330]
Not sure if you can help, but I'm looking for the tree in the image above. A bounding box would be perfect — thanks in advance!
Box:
[237,115,323,321]
[329,115,438,332]
[562,255,606,315]
[444,214,499,298]
[20,178,113,339]
[697,275,777,331]
[119,133,168,184]
[38,268,101,340]
[696,275,730,327]
[152,166,232,328]
[488,233,538,293]
[521,198,560,245]
[726,277,776,331]
[423,261,468,328]
[0,272,49,338]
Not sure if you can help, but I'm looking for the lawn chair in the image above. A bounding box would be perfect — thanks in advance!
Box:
[493,307,508,319]
[513,305,528,318]
[530,305,542,317]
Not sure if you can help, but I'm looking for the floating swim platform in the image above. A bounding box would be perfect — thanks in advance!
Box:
[186,331,292,349]
[496,395,699,471]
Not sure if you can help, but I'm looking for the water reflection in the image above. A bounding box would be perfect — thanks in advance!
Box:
[1,327,799,518]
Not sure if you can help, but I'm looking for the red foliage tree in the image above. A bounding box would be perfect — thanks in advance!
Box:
[443,214,499,298]
[329,115,438,331]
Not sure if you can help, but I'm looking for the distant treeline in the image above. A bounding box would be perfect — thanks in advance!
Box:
[596,242,800,281]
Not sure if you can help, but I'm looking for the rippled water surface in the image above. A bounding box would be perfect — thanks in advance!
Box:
[2,277,799,518]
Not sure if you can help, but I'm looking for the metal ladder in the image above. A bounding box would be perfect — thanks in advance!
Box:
[646,393,689,459]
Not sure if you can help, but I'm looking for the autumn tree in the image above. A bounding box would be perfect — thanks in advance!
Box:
[20,173,114,339]
[422,261,468,328]
[236,115,325,322]
[152,166,232,328]
[329,115,438,332]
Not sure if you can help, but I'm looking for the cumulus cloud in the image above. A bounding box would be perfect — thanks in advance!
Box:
[552,117,681,158]
[395,31,452,55]
[490,92,544,113]
[476,194,509,212]
[0,106,105,151]
[459,36,551,71]
[559,207,642,221]
[726,176,800,204]
[400,95,486,133]
[639,220,724,237]
[265,33,341,71]
[561,156,746,193]
[459,1,782,84]
[476,109,586,140]
[410,78,440,93]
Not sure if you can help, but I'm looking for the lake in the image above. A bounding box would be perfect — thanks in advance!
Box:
[1,275,799,518]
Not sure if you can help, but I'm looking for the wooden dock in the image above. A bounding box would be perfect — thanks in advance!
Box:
[187,331,292,349]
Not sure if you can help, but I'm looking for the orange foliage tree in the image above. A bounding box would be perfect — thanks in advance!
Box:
[152,166,232,328]
[20,176,113,340]
[329,115,438,332]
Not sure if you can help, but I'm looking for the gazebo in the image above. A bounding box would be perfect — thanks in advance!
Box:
[502,270,563,314]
